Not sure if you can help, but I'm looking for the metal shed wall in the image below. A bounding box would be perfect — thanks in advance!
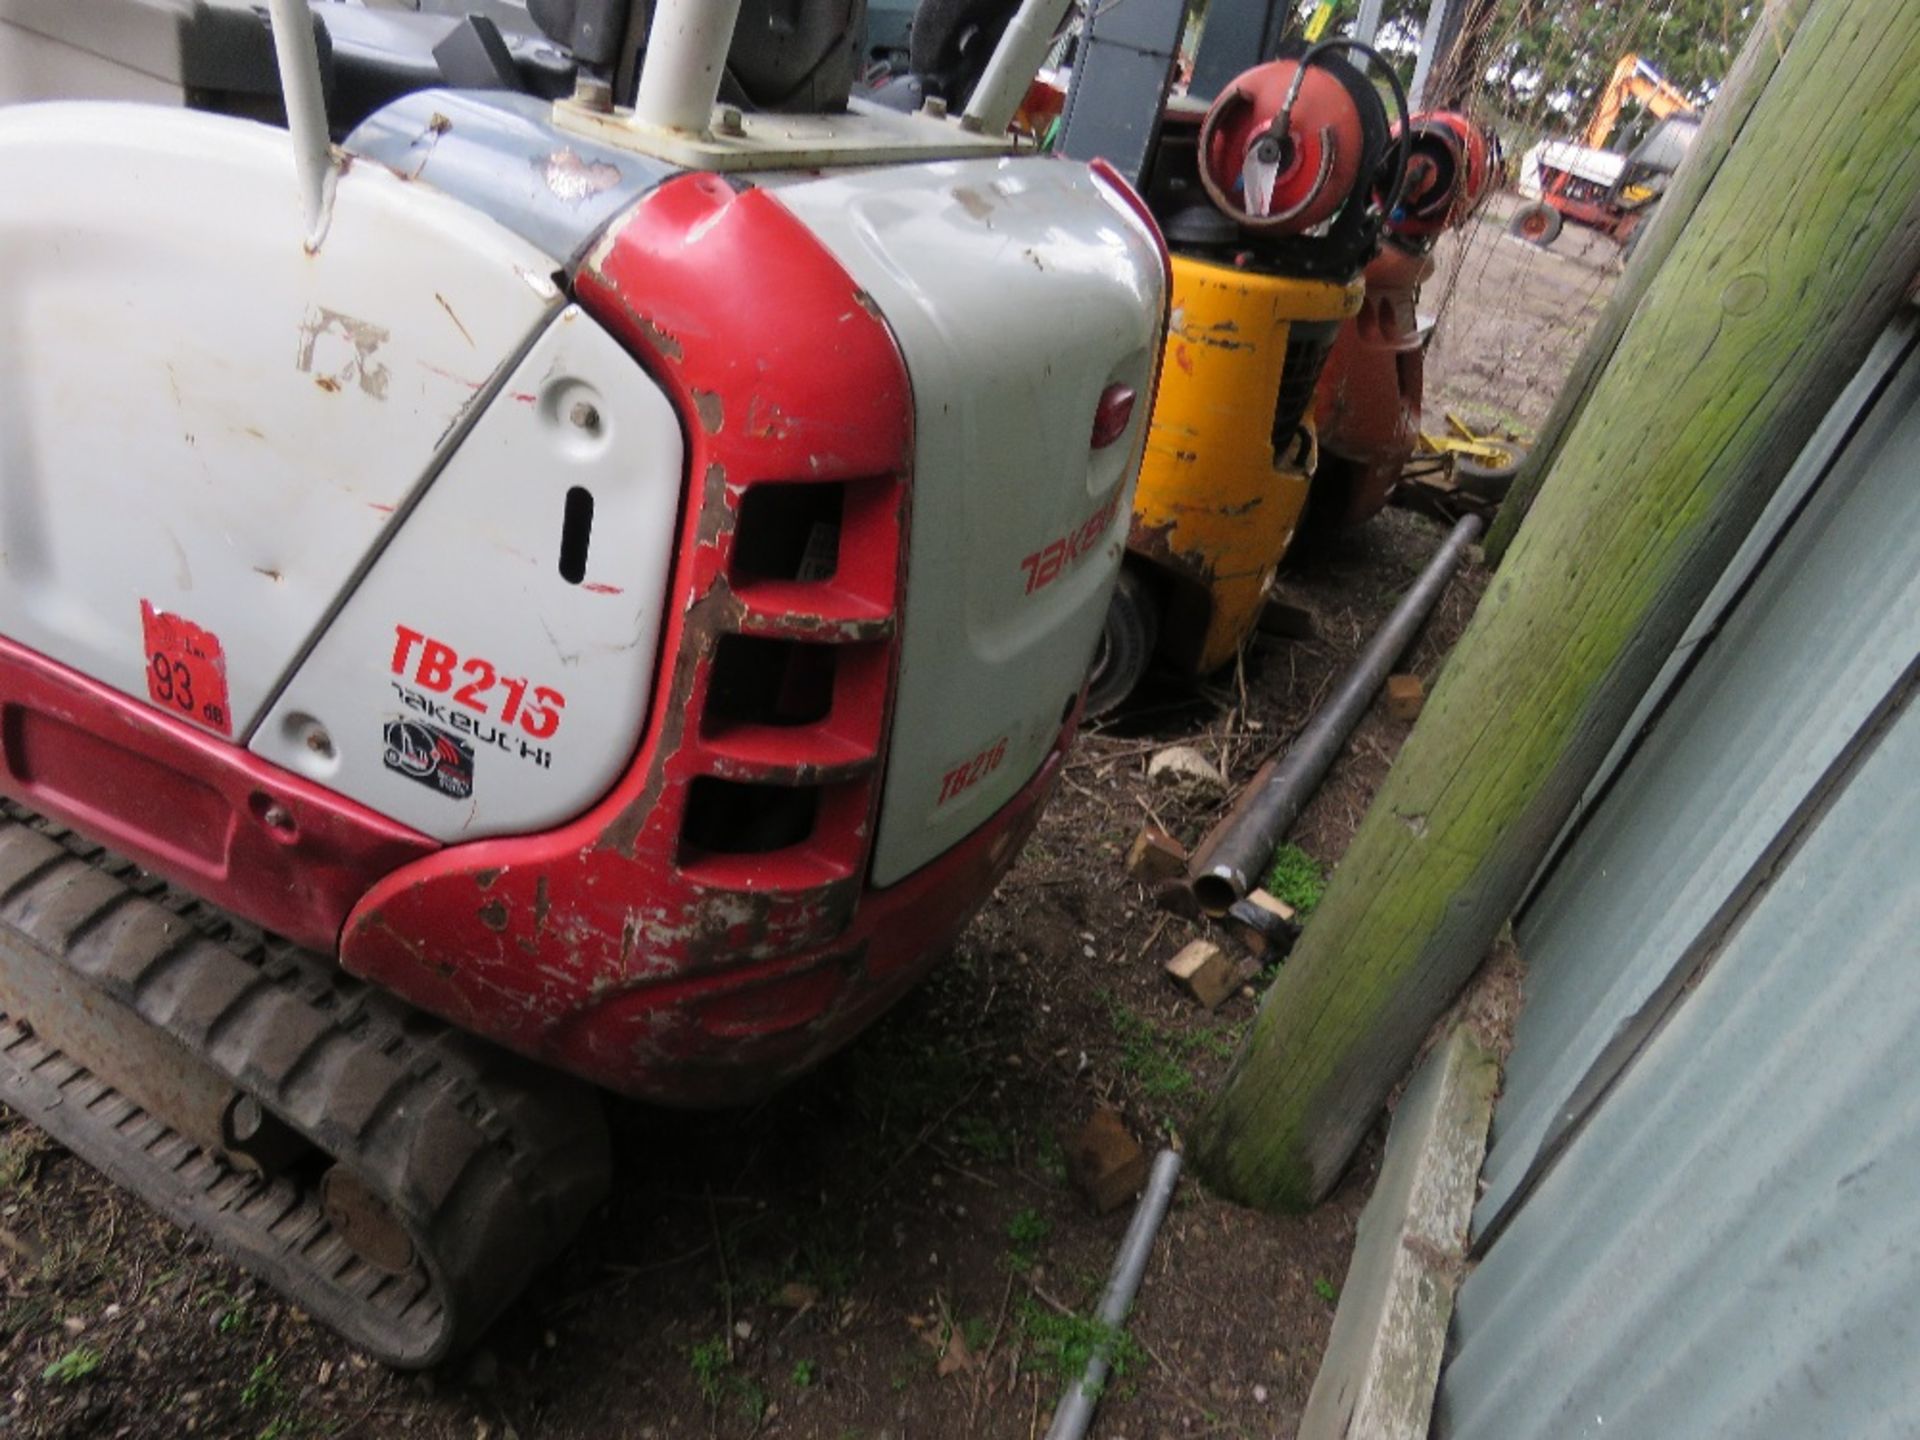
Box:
[1435,319,1920,1437]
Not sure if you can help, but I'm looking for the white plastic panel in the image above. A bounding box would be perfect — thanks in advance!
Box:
[773,158,1163,886]
[0,103,560,738]
[254,305,685,840]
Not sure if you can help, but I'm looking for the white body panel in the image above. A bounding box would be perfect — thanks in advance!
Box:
[775,158,1164,885]
[1520,139,1625,197]
[254,306,686,840]
[0,103,560,738]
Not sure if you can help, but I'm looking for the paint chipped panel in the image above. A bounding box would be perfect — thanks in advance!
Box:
[253,306,684,843]
[296,307,393,399]
[337,173,923,1101]
[342,89,678,264]
[0,103,561,738]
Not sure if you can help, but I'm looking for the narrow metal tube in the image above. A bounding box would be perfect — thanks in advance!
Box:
[266,0,333,249]
[631,0,744,135]
[962,0,1075,136]
[1188,514,1483,916]
[1044,1149,1184,1440]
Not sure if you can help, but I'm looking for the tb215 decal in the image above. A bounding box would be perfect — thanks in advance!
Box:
[383,625,569,799]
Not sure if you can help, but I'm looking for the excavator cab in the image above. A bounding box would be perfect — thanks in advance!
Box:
[1613,112,1700,209]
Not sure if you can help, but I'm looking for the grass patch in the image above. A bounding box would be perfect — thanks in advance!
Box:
[1016,1299,1142,1397]
[1313,1275,1340,1304]
[1106,999,1237,1104]
[1262,844,1326,916]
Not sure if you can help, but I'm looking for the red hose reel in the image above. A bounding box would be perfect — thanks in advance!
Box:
[1197,58,1369,234]
[1389,110,1499,240]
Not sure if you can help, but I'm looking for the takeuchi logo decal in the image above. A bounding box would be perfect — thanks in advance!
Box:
[383,717,475,801]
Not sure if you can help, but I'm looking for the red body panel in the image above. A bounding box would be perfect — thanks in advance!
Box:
[0,635,437,953]
[338,173,1006,1104]
[1312,242,1433,528]
[1540,168,1639,239]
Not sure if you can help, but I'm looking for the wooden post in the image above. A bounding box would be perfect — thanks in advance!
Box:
[1483,0,1809,564]
[1191,0,1920,1212]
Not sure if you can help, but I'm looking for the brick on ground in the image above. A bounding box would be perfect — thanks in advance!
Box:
[1066,1108,1149,1214]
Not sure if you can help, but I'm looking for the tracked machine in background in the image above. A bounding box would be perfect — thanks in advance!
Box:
[1309,109,1501,530]
[1512,52,1699,252]
[1083,38,1407,713]
[0,0,1165,1365]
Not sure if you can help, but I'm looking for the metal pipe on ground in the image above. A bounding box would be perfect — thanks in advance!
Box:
[1045,1149,1183,1440]
[1187,514,1483,917]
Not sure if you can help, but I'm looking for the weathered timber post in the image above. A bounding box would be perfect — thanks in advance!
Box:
[1192,0,1920,1212]
[1482,0,1806,564]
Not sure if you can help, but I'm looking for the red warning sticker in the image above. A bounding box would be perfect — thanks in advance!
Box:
[139,601,233,736]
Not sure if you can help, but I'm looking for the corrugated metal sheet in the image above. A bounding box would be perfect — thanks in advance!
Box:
[1473,325,1920,1234]
[1437,685,1920,1439]
[1436,317,1920,1438]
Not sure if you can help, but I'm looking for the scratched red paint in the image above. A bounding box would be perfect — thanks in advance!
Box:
[139,600,234,737]
[339,174,926,1105]
[581,582,625,595]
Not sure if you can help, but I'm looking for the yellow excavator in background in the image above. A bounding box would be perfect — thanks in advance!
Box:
[1584,52,1696,149]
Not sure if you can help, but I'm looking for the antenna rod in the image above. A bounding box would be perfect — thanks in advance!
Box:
[266,0,334,248]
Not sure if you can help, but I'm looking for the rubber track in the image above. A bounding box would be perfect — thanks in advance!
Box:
[0,806,610,1367]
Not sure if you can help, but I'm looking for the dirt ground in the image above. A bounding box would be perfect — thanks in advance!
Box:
[1424,192,1623,437]
[0,198,1612,1440]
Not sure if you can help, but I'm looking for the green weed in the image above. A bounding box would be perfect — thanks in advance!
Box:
[240,1357,285,1412]
[1263,844,1327,916]
[1016,1299,1142,1397]
[791,1358,817,1389]
[952,1114,1017,1164]
[1005,1207,1052,1273]
[689,1336,731,1408]
[42,1347,100,1385]
[1314,1276,1340,1304]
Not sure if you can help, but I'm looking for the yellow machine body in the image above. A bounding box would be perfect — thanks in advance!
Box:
[1129,255,1364,676]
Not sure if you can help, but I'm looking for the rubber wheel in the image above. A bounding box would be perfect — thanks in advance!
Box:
[1085,570,1158,717]
[1509,202,1563,247]
[1455,444,1529,502]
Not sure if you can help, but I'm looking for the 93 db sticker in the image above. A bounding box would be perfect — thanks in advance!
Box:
[139,601,233,736]
[382,718,475,801]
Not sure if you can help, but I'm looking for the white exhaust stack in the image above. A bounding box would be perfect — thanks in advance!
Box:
[631,0,745,136]
[266,0,335,249]
[962,0,1075,136]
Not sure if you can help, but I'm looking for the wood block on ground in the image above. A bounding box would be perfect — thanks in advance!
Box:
[1298,1027,1499,1440]
[1385,674,1425,721]
[1164,939,1237,1010]
[1126,823,1188,885]
[1227,889,1299,960]
[1247,888,1296,923]
[1066,1108,1150,1215]
[1258,598,1318,640]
